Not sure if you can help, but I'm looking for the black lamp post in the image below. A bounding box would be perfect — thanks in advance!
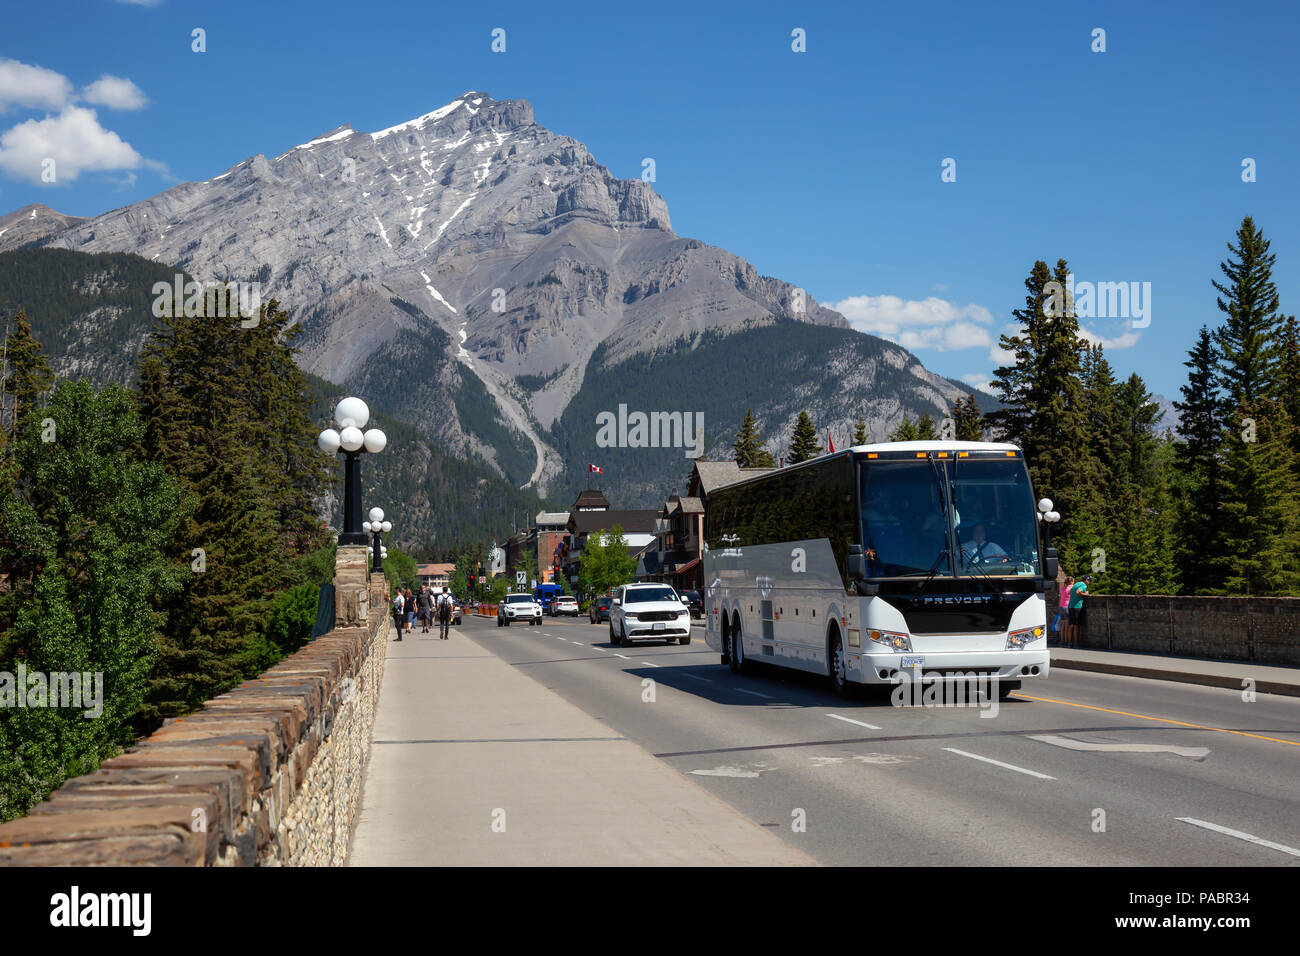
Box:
[318,397,387,545]
[1037,498,1061,549]
[363,508,392,572]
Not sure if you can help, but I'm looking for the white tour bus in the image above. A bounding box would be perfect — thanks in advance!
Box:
[703,441,1055,698]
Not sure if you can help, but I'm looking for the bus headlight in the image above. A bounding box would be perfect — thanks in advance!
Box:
[868,629,912,652]
[1007,625,1045,649]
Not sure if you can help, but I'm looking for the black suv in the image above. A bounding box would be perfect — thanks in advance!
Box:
[589,596,613,624]
[681,590,703,619]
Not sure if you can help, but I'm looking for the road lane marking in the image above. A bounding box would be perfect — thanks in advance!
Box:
[942,747,1055,780]
[1027,734,1209,758]
[827,713,882,731]
[1176,817,1300,858]
[614,653,630,660]
[735,688,775,699]
[682,674,713,683]
[641,661,660,668]
[1014,693,1300,748]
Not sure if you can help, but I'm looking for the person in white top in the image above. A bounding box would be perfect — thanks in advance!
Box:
[392,589,405,641]
[961,524,1010,565]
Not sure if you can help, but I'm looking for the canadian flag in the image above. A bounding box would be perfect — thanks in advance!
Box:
[588,463,603,474]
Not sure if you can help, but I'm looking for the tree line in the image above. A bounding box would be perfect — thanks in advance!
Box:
[0,297,335,820]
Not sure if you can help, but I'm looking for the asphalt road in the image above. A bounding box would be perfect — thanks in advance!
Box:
[462,613,1300,866]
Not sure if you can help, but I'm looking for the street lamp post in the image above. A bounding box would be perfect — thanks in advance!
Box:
[318,397,387,546]
[1037,498,1061,550]
[362,507,392,573]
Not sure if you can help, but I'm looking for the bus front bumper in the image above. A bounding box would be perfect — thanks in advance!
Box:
[851,648,1050,685]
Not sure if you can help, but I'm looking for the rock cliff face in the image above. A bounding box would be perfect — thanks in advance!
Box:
[4,91,982,498]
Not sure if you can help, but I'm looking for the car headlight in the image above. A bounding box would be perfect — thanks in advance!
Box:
[1007,625,1045,649]
[868,629,912,652]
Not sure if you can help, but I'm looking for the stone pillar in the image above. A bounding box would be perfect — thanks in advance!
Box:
[334,545,371,627]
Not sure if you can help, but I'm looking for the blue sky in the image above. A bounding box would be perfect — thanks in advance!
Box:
[2,0,1297,400]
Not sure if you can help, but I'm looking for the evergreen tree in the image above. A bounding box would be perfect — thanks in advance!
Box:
[787,411,823,463]
[984,260,1089,533]
[2,310,55,438]
[915,413,939,440]
[1172,326,1227,591]
[852,417,869,446]
[1213,216,1285,408]
[953,394,983,441]
[732,409,776,467]
[889,415,919,442]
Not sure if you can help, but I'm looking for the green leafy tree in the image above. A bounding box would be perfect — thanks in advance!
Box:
[577,525,637,599]
[0,381,185,819]
[787,411,822,463]
[384,548,418,592]
[732,409,776,467]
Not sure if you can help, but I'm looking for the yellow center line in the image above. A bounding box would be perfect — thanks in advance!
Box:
[1012,693,1300,748]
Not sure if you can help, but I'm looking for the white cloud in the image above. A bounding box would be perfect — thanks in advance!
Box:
[1078,324,1140,351]
[0,106,143,184]
[961,372,994,394]
[830,293,995,352]
[82,75,148,110]
[0,58,73,111]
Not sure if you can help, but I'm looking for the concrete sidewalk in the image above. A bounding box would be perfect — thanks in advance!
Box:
[347,623,814,866]
[1050,645,1300,697]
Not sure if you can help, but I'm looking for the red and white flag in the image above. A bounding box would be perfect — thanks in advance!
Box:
[588,463,603,474]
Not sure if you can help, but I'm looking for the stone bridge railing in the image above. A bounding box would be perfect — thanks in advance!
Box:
[0,548,388,865]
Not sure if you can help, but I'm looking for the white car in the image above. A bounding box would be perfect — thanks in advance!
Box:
[552,595,579,616]
[609,583,692,646]
[498,593,543,627]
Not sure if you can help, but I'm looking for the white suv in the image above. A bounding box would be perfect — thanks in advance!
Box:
[497,593,543,627]
[552,596,579,616]
[609,583,692,646]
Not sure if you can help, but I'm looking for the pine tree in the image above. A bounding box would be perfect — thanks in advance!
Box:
[1172,326,1227,591]
[852,417,869,446]
[1214,216,1284,408]
[984,259,1089,535]
[915,413,938,440]
[2,310,54,438]
[953,394,983,441]
[787,411,822,463]
[889,415,919,442]
[732,409,776,467]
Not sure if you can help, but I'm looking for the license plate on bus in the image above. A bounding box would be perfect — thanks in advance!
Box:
[901,656,924,669]
[653,622,665,631]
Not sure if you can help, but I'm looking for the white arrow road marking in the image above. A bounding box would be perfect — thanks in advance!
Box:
[1028,735,1210,758]
[826,713,882,731]
[688,764,773,778]
[942,748,1055,780]
[613,653,630,660]
[1176,818,1300,858]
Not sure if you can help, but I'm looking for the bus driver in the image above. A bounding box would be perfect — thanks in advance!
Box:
[960,523,1010,565]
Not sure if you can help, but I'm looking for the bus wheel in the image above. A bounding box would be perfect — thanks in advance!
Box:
[730,626,751,676]
[829,632,853,698]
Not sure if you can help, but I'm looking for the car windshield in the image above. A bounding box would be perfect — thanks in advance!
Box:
[624,587,678,604]
[506,594,533,604]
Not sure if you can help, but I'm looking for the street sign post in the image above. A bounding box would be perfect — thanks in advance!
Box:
[516,571,525,587]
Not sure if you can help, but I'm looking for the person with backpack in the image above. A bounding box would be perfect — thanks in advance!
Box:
[392,589,405,641]
[436,586,453,639]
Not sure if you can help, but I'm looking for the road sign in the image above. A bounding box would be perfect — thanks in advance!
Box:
[478,576,486,584]
[516,571,526,586]
[531,579,537,589]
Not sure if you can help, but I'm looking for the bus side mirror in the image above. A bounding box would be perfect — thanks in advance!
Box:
[847,543,867,582]
[1043,548,1058,581]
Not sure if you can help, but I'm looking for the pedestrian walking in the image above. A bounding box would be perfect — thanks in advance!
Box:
[418,585,432,633]
[404,587,415,635]
[1066,575,1091,647]
[392,589,405,641]
[437,587,453,639]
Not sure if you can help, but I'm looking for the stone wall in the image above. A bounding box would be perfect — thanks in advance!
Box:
[1079,594,1300,665]
[0,569,390,866]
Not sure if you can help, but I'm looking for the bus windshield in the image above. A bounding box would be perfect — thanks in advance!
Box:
[949,457,1040,577]
[859,455,1040,578]
[860,460,952,577]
